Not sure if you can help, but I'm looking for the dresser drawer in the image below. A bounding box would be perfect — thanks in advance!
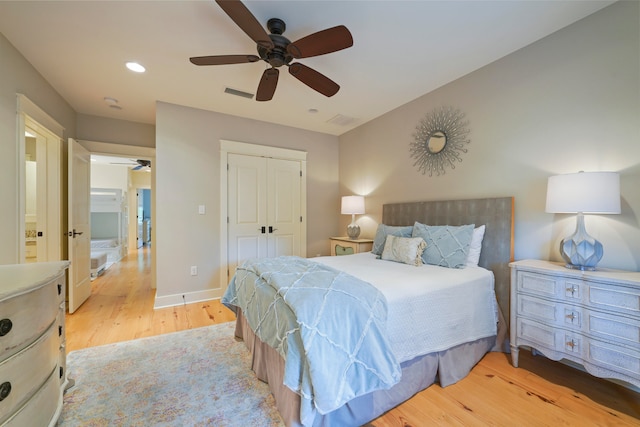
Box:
[1,368,60,427]
[517,271,584,302]
[0,324,59,423]
[516,317,640,386]
[517,295,640,349]
[0,282,59,361]
[518,271,640,317]
[588,281,640,318]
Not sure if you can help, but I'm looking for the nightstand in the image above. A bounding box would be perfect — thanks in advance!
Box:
[330,237,373,256]
[509,259,640,389]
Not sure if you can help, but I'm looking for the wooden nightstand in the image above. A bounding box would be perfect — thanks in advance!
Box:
[509,259,640,389]
[329,237,373,256]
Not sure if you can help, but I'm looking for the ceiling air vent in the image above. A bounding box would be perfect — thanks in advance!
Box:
[224,87,254,99]
[326,114,358,126]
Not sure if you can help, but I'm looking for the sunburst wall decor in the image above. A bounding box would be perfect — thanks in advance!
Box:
[409,106,471,176]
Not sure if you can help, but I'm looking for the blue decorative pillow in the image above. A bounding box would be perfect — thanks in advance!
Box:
[372,224,414,256]
[412,222,475,268]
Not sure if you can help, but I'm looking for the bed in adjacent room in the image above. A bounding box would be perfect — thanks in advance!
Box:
[223,197,514,427]
[90,188,126,278]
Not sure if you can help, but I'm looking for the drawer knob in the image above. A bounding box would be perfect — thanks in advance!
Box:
[0,319,12,336]
[566,286,578,296]
[0,382,11,401]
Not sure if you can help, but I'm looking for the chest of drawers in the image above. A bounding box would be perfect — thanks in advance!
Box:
[0,261,70,426]
[509,260,639,389]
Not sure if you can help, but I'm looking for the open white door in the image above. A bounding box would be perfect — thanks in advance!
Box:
[67,138,91,313]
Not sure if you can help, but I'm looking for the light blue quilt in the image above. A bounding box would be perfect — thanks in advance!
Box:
[222,256,401,426]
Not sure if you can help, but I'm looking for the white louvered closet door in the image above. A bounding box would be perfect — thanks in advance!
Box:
[227,154,302,277]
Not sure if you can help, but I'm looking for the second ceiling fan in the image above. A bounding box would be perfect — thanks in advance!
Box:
[190,0,353,101]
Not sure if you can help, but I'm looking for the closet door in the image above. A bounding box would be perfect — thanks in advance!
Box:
[227,154,268,276]
[227,154,301,276]
[267,158,301,257]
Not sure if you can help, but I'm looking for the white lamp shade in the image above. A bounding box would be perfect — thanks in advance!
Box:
[545,171,620,214]
[341,195,365,215]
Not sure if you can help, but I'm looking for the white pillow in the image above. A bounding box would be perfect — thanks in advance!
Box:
[465,225,485,267]
[381,235,426,266]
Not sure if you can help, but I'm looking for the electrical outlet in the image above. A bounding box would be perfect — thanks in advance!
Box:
[190,266,198,276]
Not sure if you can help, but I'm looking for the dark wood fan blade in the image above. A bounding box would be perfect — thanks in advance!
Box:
[287,25,353,59]
[215,0,274,49]
[190,55,260,66]
[256,68,279,101]
[288,63,339,97]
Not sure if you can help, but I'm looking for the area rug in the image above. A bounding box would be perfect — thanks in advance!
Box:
[58,322,284,426]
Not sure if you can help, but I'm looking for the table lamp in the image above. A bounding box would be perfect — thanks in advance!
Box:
[545,171,620,270]
[341,195,365,239]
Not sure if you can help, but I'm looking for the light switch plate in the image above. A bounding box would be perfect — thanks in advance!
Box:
[198,205,205,215]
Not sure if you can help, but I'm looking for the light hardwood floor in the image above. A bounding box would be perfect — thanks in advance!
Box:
[66,247,639,426]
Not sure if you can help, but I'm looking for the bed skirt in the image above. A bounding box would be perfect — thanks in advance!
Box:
[234,311,496,427]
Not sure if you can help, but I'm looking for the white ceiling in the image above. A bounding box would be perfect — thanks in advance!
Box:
[0,1,614,136]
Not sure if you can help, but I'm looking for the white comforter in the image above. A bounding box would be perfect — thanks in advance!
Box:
[315,252,498,363]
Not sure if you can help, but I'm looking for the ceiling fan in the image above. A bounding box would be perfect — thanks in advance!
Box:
[190,0,353,101]
[110,159,151,170]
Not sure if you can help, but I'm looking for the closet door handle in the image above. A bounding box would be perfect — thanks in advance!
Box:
[269,226,278,233]
[259,226,266,234]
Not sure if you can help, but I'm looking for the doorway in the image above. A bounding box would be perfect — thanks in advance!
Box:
[19,110,63,264]
[76,139,155,294]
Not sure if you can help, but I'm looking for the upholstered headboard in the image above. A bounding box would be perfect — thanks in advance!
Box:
[382,197,514,326]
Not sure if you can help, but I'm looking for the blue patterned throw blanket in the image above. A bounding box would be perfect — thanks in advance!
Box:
[222,256,401,426]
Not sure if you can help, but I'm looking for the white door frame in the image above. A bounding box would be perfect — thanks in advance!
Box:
[219,140,307,292]
[79,140,156,287]
[16,94,64,263]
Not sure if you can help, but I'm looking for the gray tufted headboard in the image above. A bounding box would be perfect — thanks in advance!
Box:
[382,197,514,326]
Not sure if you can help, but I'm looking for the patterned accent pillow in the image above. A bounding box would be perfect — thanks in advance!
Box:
[412,222,475,268]
[381,235,426,266]
[371,224,414,256]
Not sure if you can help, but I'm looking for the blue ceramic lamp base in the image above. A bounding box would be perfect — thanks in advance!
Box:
[560,213,603,271]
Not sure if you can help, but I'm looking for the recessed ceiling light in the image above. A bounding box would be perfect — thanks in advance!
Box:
[125,62,145,73]
[308,108,319,114]
[109,105,123,110]
[104,97,118,105]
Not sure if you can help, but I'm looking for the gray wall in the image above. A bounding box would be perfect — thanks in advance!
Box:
[0,32,76,264]
[155,101,339,301]
[339,1,640,271]
[77,113,155,148]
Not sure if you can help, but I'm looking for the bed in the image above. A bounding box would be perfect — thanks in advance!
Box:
[90,188,126,273]
[223,197,514,426]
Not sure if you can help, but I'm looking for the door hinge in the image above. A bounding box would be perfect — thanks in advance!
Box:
[227,216,229,223]
[300,170,302,177]
[227,163,229,171]
[300,216,303,222]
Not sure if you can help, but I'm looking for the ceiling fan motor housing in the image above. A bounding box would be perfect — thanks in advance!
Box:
[257,18,293,68]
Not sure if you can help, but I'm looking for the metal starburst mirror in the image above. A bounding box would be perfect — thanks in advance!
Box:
[409,106,471,176]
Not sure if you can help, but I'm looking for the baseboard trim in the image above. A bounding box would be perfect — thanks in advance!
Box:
[153,289,219,309]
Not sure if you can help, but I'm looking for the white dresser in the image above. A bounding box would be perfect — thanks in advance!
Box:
[509,259,640,389]
[0,261,70,426]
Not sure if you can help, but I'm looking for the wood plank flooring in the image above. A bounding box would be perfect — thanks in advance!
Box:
[66,247,639,426]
